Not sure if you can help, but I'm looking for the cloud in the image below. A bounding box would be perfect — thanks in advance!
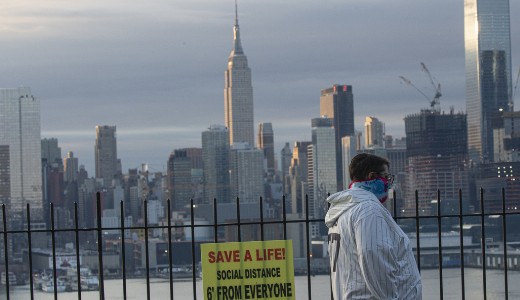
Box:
[3,0,520,173]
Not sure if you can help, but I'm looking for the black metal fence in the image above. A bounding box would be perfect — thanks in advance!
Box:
[1,188,520,300]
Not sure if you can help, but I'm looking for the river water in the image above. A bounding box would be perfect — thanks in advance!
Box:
[3,268,519,299]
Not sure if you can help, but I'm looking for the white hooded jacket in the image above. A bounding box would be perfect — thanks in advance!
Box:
[325,187,422,300]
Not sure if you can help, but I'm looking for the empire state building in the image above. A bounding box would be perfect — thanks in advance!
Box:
[224,3,254,146]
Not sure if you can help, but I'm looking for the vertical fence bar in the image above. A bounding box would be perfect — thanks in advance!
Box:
[120,201,127,300]
[50,203,58,300]
[436,190,443,300]
[260,197,264,241]
[502,188,508,300]
[458,190,465,300]
[415,190,421,272]
[26,203,34,300]
[236,198,242,242]
[190,199,197,300]
[327,200,333,300]
[74,203,82,299]
[144,199,150,300]
[213,198,218,243]
[282,195,287,240]
[393,189,397,218]
[96,192,105,300]
[480,188,487,300]
[305,195,312,300]
[167,199,173,300]
[2,205,9,300]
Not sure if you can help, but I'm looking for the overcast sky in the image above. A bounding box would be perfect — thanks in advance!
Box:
[1,0,519,174]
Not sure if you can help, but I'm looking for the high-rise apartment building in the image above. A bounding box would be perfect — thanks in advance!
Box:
[288,141,311,214]
[0,87,43,219]
[320,84,354,190]
[224,5,254,146]
[167,150,192,211]
[257,122,275,177]
[308,117,337,236]
[64,151,79,183]
[465,0,512,163]
[341,136,357,189]
[229,143,264,203]
[41,138,62,167]
[280,143,292,194]
[202,125,231,204]
[41,138,64,226]
[95,125,118,187]
[364,116,385,148]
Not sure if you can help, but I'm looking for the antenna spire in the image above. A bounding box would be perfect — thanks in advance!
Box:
[235,0,238,26]
[230,0,244,55]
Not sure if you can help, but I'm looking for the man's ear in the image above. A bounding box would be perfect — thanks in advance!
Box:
[367,172,377,180]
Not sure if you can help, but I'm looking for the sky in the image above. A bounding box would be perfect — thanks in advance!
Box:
[1,0,519,175]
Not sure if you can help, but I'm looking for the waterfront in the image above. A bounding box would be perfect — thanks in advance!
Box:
[2,268,520,299]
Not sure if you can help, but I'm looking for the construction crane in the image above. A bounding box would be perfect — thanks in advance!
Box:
[511,66,520,110]
[399,62,442,111]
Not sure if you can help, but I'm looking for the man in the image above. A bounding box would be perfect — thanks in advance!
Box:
[325,153,422,299]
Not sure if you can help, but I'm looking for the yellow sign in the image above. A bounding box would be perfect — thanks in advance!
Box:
[201,240,295,300]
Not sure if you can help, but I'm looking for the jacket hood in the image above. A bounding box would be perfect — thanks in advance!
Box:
[324,188,377,228]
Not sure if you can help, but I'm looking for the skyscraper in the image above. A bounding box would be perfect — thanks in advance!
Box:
[0,87,43,219]
[224,3,254,146]
[404,110,469,214]
[167,149,194,211]
[202,125,231,204]
[95,125,118,187]
[364,116,385,148]
[308,117,337,236]
[229,143,264,203]
[320,84,354,190]
[280,142,292,194]
[64,151,79,184]
[288,141,311,214]
[41,138,62,167]
[257,122,275,177]
[465,0,512,163]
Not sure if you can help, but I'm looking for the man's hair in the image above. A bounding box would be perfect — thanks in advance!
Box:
[349,153,389,181]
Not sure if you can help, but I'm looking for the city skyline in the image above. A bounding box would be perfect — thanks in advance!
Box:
[1,1,519,173]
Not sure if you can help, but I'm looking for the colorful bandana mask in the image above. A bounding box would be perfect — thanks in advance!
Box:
[349,177,390,203]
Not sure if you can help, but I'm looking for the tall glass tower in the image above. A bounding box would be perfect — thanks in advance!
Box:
[224,2,254,146]
[465,0,512,163]
[0,87,43,219]
[202,125,231,204]
[319,84,354,190]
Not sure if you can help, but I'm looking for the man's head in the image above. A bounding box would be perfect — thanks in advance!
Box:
[349,153,390,182]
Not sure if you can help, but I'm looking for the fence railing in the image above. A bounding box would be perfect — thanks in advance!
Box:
[0,188,520,300]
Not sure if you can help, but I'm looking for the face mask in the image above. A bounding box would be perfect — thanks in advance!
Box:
[349,177,390,203]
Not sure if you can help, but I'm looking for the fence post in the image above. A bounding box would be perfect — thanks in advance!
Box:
[415,190,421,272]
[502,187,508,300]
[436,190,443,300]
[144,199,150,300]
[480,188,487,300]
[96,192,105,300]
[26,203,35,300]
[458,189,465,300]
[2,204,9,300]
[120,200,128,300]
[50,203,58,300]
[191,199,197,300]
[167,199,173,300]
[74,202,82,299]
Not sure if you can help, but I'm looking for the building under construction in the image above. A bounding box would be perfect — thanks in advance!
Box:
[403,109,470,215]
[405,109,467,157]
